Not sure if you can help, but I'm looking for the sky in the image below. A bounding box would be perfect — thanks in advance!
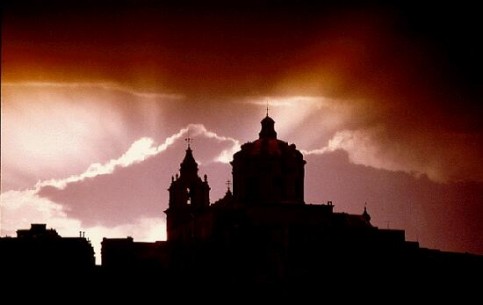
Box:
[2,0,482,263]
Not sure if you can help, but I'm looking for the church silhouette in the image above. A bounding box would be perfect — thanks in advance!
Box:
[101,114,482,289]
[2,114,482,296]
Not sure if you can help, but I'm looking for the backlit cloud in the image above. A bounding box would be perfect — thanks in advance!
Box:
[303,126,483,183]
[0,189,79,236]
[34,124,239,191]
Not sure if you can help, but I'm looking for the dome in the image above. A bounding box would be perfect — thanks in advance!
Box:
[231,115,306,205]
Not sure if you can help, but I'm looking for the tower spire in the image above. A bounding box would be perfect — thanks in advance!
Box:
[180,137,198,179]
[266,100,269,117]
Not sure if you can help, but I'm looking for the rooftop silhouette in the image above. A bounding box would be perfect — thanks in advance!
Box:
[0,223,95,274]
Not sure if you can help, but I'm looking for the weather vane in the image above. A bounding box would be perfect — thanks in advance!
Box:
[266,100,270,117]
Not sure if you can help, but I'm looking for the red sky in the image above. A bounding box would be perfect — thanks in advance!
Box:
[2,1,482,262]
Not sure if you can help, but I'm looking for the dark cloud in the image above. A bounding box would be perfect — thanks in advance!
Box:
[37,131,234,226]
[305,150,483,255]
[4,1,481,97]
[4,1,482,183]
[3,0,482,255]
[37,135,483,254]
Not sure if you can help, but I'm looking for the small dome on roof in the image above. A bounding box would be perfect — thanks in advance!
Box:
[259,115,277,139]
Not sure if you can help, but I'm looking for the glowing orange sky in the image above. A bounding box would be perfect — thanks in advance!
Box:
[2,1,482,260]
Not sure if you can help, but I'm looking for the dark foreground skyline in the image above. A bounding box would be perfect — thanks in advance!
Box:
[2,1,482,262]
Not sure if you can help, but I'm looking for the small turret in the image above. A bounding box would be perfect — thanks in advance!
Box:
[362,204,371,223]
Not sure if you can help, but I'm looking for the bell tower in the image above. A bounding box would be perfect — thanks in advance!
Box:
[165,140,210,241]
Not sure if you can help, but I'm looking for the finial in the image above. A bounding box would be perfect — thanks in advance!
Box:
[185,131,192,149]
[266,100,269,117]
[226,179,231,192]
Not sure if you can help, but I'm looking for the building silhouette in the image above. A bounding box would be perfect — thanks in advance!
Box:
[102,114,483,291]
[0,224,95,275]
